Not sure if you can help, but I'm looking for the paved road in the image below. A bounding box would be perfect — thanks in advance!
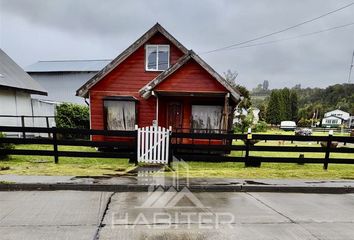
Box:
[0,191,354,239]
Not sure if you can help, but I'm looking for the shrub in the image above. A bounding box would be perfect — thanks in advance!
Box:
[297,118,312,127]
[55,103,89,139]
[0,132,14,160]
[252,121,268,133]
[233,112,253,133]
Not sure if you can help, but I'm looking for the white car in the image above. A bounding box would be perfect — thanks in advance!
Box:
[280,121,297,131]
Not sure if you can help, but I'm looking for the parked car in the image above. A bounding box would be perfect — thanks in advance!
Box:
[295,128,313,136]
[280,121,297,131]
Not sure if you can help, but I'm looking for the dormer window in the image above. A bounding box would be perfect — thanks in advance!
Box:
[145,45,170,71]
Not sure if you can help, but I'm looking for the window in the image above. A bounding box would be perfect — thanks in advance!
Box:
[104,100,136,130]
[191,105,223,131]
[146,45,170,71]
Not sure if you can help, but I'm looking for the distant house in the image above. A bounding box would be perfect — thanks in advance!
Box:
[349,116,354,128]
[26,59,111,104]
[321,109,350,128]
[324,109,350,120]
[0,49,55,130]
[76,24,241,142]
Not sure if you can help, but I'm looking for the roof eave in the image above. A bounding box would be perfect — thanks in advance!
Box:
[0,85,48,96]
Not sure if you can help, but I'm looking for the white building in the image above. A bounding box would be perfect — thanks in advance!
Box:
[322,109,350,128]
[0,49,55,130]
[26,59,111,104]
[324,109,350,120]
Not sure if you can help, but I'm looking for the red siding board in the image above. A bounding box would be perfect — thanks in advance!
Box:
[155,59,228,93]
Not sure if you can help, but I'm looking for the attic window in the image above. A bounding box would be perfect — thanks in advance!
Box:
[146,45,170,71]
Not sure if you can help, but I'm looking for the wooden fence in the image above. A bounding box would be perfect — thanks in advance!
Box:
[0,126,354,170]
[0,126,136,163]
[171,132,354,169]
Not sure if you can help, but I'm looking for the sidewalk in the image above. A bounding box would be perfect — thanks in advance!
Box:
[1,174,354,193]
[1,190,354,239]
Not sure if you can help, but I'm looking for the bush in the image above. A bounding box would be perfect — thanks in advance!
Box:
[297,118,312,127]
[233,112,253,133]
[0,132,14,160]
[55,103,89,139]
[252,121,268,133]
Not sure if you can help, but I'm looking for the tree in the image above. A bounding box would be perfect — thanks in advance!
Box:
[258,102,267,121]
[223,70,251,110]
[290,90,298,121]
[280,88,291,121]
[266,90,281,124]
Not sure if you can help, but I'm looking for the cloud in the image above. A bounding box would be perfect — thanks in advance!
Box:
[0,0,353,88]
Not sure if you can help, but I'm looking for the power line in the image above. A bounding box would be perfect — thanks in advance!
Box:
[200,2,354,55]
[225,22,354,51]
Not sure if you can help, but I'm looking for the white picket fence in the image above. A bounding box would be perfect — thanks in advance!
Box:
[137,125,171,164]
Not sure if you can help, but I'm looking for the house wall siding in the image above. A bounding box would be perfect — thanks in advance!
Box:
[0,89,32,127]
[30,72,96,104]
[154,59,228,93]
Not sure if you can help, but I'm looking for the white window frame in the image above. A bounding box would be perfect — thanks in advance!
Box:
[145,44,170,71]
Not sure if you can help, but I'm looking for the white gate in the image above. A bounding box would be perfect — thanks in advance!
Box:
[137,125,171,164]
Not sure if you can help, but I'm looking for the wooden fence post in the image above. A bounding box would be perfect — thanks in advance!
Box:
[245,128,251,164]
[46,117,51,138]
[131,125,138,165]
[323,130,333,170]
[52,127,59,164]
[245,138,250,163]
[168,126,173,166]
[21,116,26,139]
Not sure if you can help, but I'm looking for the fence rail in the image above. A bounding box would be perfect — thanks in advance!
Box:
[0,126,353,169]
[0,126,136,163]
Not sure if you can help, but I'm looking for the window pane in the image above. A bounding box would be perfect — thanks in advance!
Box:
[147,46,157,70]
[158,46,169,70]
[192,105,223,131]
[105,101,136,130]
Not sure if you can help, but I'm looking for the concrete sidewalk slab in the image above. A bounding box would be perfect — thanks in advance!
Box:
[99,223,318,240]
[0,191,111,226]
[249,193,354,222]
[0,226,96,240]
[300,223,354,240]
[104,192,289,225]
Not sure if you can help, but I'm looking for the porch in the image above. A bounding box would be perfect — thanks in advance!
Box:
[153,91,235,134]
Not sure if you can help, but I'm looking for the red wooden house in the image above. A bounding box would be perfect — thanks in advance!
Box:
[76,23,241,142]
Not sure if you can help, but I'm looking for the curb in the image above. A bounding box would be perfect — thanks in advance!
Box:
[0,183,353,193]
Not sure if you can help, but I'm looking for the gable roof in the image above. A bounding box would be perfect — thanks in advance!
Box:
[76,23,189,98]
[325,109,349,115]
[322,115,345,120]
[0,49,47,95]
[26,59,112,73]
[139,50,241,101]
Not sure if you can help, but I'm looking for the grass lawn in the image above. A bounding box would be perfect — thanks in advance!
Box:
[170,162,354,179]
[1,130,353,179]
[0,144,134,176]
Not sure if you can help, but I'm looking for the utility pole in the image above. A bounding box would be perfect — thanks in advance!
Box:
[348,50,354,83]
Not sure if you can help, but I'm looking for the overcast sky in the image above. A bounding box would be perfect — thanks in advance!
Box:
[0,0,353,89]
